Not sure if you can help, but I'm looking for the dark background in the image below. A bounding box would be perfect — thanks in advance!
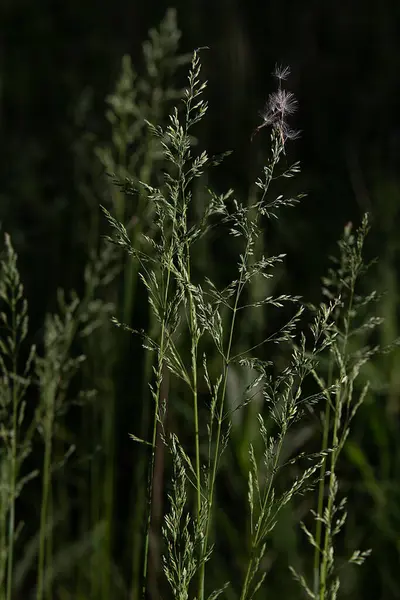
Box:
[3,0,400,306]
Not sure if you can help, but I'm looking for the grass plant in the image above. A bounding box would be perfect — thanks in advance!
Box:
[0,15,396,600]
[104,51,391,600]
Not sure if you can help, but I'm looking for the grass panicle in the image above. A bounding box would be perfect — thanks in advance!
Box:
[290,215,398,599]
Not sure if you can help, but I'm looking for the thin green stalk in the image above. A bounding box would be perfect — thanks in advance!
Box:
[1,492,6,599]
[124,168,156,600]
[130,340,155,600]
[198,145,281,600]
[123,130,157,600]
[232,154,282,600]
[184,256,202,527]
[191,340,201,523]
[257,433,285,545]
[37,388,55,600]
[240,549,255,600]
[240,431,285,600]
[141,206,178,596]
[182,121,202,539]
[319,285,354,599]
[6,340,17,600]
[313,361,333,595]
[90,405,101,600]
[136,77,181,600]
[6,405,16,600]
[126,122,158,600]
[45,485,53,600]
[183,230,202,532]
[172,76,203,594]
[319,388,341,600]
[198,259,247,600]
[102,383,115,600]
[142,299,170,597]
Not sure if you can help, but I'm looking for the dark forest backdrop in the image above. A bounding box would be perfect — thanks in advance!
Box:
[1,1,400,599]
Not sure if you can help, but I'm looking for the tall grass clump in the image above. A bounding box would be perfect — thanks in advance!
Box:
[104,52,377,600]
[34,289,99,600]
[0,232,116,600]
[291,217,399,599]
